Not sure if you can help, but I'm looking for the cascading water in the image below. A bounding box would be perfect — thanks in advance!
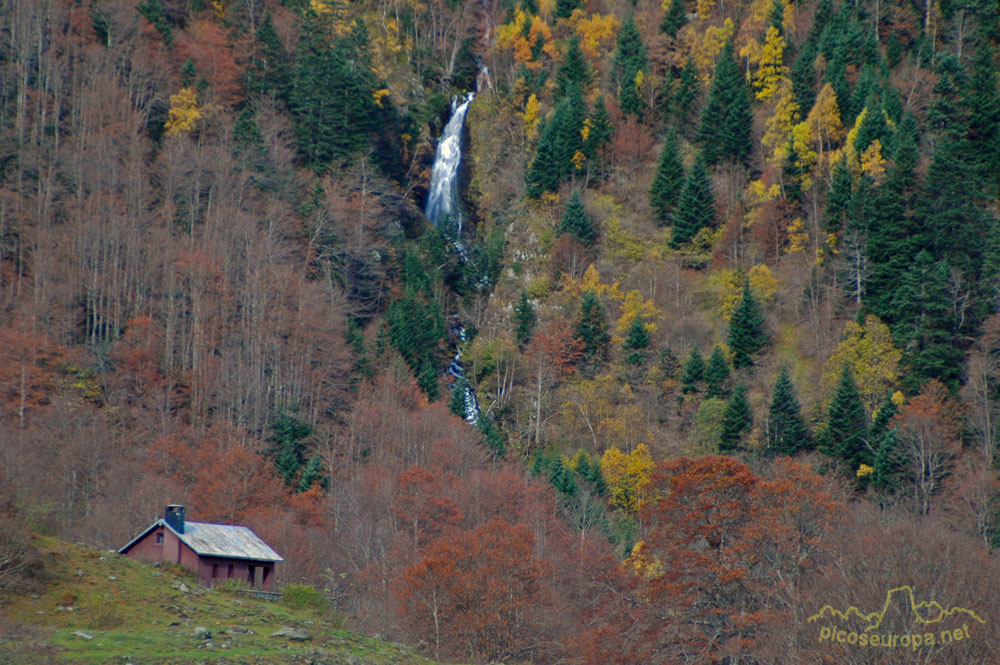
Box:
[425,93,474,236]
[425,94,480,424]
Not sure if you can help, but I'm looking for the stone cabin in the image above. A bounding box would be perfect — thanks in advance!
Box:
[119,505,283,591]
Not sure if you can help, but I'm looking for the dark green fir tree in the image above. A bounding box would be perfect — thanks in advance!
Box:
[670,152,715,246]
[823,364,869,470]
[244,12,289,101]
[450,374,471,418]
[671,56,700,129]
[767,368,811,455]
[705,345,730,398]
[623,315,650,366]
[559,190,595,246]
[583,95,613,163]
[661,0,687,37]
[697,40,752,165]
[614,16,648,118]
[681,347,705,394]
[649,128,684,225]
[728,281,768,368]
[478,416,506,456]
[556,36,591,99]
[718,384,752,452]
[576,290,611,364]
[297,456,327,492]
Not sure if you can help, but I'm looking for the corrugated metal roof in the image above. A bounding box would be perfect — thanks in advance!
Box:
[174,520,284,561]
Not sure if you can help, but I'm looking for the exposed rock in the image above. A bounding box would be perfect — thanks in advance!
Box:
[72,630,94,641]
[193,626,212,639]
[270,626,311,641]
[108,575,118,581]
[171,580,191,593]
[229,626,255,634]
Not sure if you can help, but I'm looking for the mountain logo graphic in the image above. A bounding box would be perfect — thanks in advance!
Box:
[807,585,986,651]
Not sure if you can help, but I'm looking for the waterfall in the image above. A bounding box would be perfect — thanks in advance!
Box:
[425,93,473,237]
[424,95,480,424]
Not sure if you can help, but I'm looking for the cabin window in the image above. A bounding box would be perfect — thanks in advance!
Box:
[227,564,233,578]
[212,563,218,579]
[155,532,164,545]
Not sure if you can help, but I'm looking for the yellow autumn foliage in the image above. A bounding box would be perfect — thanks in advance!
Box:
[601,443,655,513]
[761,78,800,166]
[860,138,886,182]
[573,12,619,59]
[615,290,661,337]
[786,217,808,253]
[753,26,787,101]
[164,87,201,136]
[684,18,735,85]
[822,314,901,413]
[708,264,779,320]
[523,93,541,137]
[562,264,623,300]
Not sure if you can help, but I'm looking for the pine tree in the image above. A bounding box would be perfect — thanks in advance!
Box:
[767,368,811,455]
[823,364,869,470]
[964,42,1000,196]
[576,290,611,363]
[671,57,700,129]
[670,152,715,246]
[244,12,289,100]
[624,315,650,366]
[890,251,964,391]
[681,347,705,394]
[554,0,581,19]
[556,36,591,99]
[137,0,173,46]
[649,128,684,225]
[450,374,471,418]
[728,282,768,368]
[614,16,648,118]
[704,345,730,398]
[661,0,687,37]
[478,416,506,456]
[297,456,326,492]
[526,115,565,197]
[515,289,536,345]
[823,158,854,232]
[583,95,613,163]
[290,19,380,167]
[659,347,680,378]
[559,190,595,246]
[718,384,752,452]
[791,41,817,115]
[697,41,751,165]
[550,458,579,496]
[869,397,902,492]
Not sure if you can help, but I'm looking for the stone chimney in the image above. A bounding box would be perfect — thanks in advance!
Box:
[165,505,185,534]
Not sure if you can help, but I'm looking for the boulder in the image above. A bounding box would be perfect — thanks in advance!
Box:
[270,626,311,641]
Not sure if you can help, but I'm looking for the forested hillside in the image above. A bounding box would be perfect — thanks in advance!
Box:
[2,0,1000,663]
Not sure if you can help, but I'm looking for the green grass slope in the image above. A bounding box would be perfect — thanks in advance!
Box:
[0,537,433,665]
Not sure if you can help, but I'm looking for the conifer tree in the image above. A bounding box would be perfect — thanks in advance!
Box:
[964,42,1000,196]
[681,348,705,394]
[297,457,327,492]
[791,42,817,115]
[767,368,811,455]
[649,128,684,225]
[526,115,565,197]
[576,290,611,363]
[705,345,730,398]
[823,364,869,470]
[515,289,536,345]
[728,282,768,368]
[869,397,902,492]
[477,416,506,456]
[450,374,471,418]
[614,16,648,118]
[890,251,964,391]
[559,190,595,246]
[823,158,854,232]
[624,315,650,366]
[670,152,715,246]
[659,347,680,379]
[697,41,751,165]
[290,19,380,167]
[556,36,591,99]
[245,12,289,101]
[554,0,581,19]
[718,384,752,452]
[583,96,613,163]
[550,458,579,496]
[671,57,700,129]
[661,0,687,38]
